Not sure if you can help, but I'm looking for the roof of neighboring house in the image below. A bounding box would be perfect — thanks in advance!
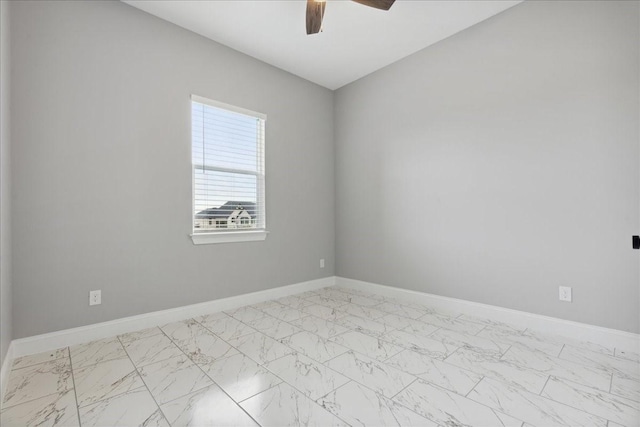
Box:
[196,201,257,219]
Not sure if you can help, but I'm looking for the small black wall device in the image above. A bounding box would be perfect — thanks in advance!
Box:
[633,235,640,250]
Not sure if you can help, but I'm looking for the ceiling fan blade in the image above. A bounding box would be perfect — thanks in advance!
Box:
[306,0,326,35]
[351,0,395,11]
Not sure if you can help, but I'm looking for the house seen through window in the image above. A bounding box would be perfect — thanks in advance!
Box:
[191,95,266,235]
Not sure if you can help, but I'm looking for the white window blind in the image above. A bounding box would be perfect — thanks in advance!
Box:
[191,95,266,235]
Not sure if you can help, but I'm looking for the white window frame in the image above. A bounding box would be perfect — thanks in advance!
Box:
[190,95,268,245]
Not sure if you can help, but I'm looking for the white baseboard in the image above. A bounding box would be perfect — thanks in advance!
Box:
[0,341,14,404]
[336,277,640,353]
[10,276,336,359]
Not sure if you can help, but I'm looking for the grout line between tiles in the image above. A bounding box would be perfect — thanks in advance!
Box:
[155,328,263,427]
[232,351,353,426]
[465,372,620,425]
[539,375,552,396]
[389,377,418,400]
[0,390,70,413]
[609,372,613,393]
[557,343,565,358]
[442,345,463,362]
[234,377,284,404]
[464,375,484,398]
[499,344,513,360]
[473,324,488,336]
[66,350,83,427]
[116,335,171,426]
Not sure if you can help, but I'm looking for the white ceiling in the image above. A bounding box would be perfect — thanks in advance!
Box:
[123,0,522,90]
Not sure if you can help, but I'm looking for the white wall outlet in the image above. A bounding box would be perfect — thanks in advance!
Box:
[89,290,101,306]
[559,286,572,302]
[320,258,325,268]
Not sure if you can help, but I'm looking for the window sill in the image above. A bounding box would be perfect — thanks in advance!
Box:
[190,230,269,245]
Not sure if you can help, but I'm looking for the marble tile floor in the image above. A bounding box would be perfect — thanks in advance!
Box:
[1,285,639,426]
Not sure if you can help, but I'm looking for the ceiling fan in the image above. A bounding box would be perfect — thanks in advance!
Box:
[306,0,396,35]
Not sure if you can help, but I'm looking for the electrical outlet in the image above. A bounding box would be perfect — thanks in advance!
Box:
[320,258,325,268]
[559,286,572,302]
[89,290,101,306]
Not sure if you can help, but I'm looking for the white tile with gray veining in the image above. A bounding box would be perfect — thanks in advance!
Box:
[468,377,608,427]
[329,330,404,361]
[477,324,564,356]
[78,387,168,427]
[383,328,456,359]
[325,351,416,398]
[70,337,127,369]
[522,329,614,356]
[265,353,350,400]
[502,344,613,391]
[261,305,309,322]
[376,313,426,330]
[314,288,354,302]
[303,294,350,309]
[419,312,486,335]
[73,357,144,408]
[341,294,382,307]
[374,301,427,320]
[336,302,388,320]
[2,358,73,409]
[290,314,349,339]
[198,314,257,341]
[241,314,302,340]
[118,326,164,344]
[445,347,550,392]
[203,353,282,402]
[334,286,386,301]
[225,306,268,323]
[429,327,509,356]
[386,349,483,395]
[398,320,441,338]
[194,311,228,326]
[457,314,526,333]
[611,374,640,403]
[250,300,286,312]
[138,354,213,405]
[241,382,347,427]
[395,379,524,427]
[279,330,349,363]
[319,381,438,426]
[122,332,184,367]
[540,376,640,427]
[170,325,239,365]
[0,389,79,427]
[161,384,258,426]
[294,290,322,299]
[11,347,69,370]
[615,348,640,363]
[227,331,294,364]
[559,345,640,381]
[334,314,396,337]
[160,318,205,344]
[301,303,348,321]
[273,295,314,309]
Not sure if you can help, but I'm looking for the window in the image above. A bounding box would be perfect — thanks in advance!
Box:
[191,95,267,244]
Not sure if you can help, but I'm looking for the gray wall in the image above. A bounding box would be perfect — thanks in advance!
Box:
[1,0,13,365]
[11,0,335,338]
[335,1,640,332]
